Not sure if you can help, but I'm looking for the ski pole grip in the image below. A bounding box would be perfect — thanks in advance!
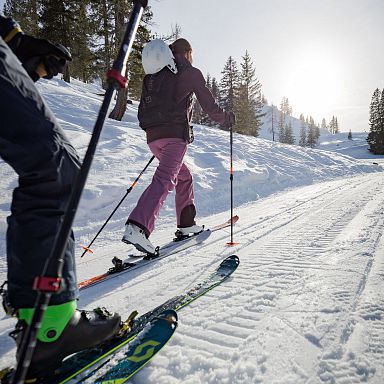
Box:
[135,0,148,6]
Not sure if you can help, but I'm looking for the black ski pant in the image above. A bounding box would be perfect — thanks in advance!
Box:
[0,38,81,309]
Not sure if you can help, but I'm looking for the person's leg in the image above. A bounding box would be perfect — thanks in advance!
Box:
[0,39,120,377]
[175,162,196,228]
[128,138,187,235]
[0,38,80,309]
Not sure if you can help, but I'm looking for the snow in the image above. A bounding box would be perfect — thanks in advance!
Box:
[1,78,384,383]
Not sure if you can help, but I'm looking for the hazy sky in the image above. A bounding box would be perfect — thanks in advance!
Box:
[2,0,383,132]
[149,0,384,132]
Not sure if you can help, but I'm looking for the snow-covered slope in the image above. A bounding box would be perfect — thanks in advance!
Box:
[258,105,329,144]
[1,78,384,383]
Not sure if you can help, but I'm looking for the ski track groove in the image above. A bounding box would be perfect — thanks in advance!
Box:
[167,174,384,384]
[85,173,382,384]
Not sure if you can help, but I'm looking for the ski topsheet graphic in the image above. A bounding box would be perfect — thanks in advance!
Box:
[93,309,177,383]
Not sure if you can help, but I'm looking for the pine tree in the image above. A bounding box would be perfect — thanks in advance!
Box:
[329,116,336,134]
[334,117,340,133]
[270,104,276,141]
[367,88,384,154]
[380,89,384,149]
[4,0,39,35]
[39,0,95,83]
[194,74,220,127]
[39,0,71,81]
[285,120,295,144]
[211,77,220,103]
[199,73,213,126]
[219,56,239,115]
[234,50,263,136]
[209,77,220,127]
[299,113,307,147]
[307,116,317,147]
[278,111,285,143]
[90,0,114,87]
[192,99,203,124]
[280,96,292,116]
[171,23,182,39]
[69,0,95,82]
[321,118,328,132]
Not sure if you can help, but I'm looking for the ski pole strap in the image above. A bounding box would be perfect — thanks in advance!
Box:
[33,276,62,292]
[107,69,128,89]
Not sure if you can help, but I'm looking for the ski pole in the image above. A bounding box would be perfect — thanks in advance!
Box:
[11,1,148,383]
[80,155,155,257]
[226,124,238,246]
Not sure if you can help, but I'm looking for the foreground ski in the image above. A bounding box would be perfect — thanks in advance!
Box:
[64,255,240,384]
[93,256,239,383]
[136,254,240,316]
[0,255,238,383]
[0,310,178,384]
[78,215,239,291]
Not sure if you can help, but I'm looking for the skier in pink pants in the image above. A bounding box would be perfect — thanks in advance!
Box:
[122,38,235,254]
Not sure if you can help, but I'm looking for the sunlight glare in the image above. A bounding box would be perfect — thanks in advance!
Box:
[283,51,343,120]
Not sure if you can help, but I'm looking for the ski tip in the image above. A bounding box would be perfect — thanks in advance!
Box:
[156,309,178,328]
[200,228,212,238]
[221,255,240,267]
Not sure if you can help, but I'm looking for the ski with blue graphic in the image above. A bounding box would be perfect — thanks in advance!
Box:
[0,255,238,383]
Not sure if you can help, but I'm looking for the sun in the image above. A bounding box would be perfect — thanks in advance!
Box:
[283,50,343,120]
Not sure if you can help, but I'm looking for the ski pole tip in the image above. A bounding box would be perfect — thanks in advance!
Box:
[226,242,240,246]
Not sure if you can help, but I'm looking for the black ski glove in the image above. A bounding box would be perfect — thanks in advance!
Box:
[8,33,72,82]
[223,111,236,130]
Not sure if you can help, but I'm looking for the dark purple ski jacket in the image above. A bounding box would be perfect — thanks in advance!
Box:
[146,54,228,143]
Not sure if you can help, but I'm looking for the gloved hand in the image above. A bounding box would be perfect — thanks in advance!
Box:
[223,111,236,130]
[8,33,72,82]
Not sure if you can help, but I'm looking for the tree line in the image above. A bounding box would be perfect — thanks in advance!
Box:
[192,52,264,137]
[4,1,336,140]
[367,88,384,155]
[3,0,153,119]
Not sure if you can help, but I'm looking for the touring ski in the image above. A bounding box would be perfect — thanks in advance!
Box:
[0,310,178,384]
[0,255,239,383]
[78,215,239,290]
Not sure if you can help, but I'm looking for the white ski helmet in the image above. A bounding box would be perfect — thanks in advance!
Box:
[142,39,177,75]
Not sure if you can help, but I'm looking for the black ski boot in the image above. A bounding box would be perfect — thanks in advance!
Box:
[11,307,121,380]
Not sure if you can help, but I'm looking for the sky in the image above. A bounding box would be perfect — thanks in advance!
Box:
[148,0,384,132]
[1,0,383,132]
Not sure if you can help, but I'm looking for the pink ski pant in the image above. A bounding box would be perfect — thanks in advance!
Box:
[128,138,195,235]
